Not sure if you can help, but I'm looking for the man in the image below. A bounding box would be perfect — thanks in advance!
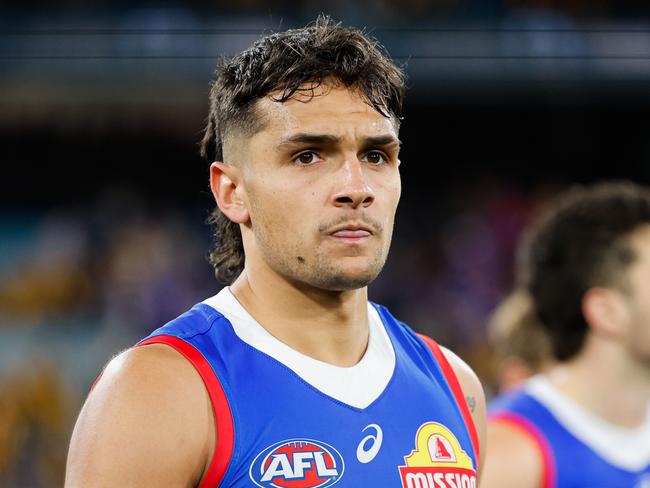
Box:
[482,182,650,488]
[65,17,485,488]
[487,289,552,392]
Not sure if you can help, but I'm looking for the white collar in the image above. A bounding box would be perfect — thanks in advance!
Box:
[203,287,395,409]
[526,374,650,471]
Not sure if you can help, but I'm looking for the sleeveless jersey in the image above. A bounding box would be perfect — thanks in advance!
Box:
[489,375,650,488]
[137,287,479,488]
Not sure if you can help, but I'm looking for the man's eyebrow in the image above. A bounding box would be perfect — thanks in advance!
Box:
[278,133,341,148]
[277,133,401,149]
[364,135,402,147]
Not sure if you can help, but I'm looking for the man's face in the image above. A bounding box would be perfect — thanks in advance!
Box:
[619,224,650,365]
[229,82,401,291]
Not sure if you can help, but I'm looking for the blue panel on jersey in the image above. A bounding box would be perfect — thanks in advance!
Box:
[141,302,479,488]
[490,389,650,488]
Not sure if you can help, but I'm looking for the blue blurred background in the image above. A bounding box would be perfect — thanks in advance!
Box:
[2,1,650,485]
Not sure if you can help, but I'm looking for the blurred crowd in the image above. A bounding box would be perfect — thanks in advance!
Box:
[0,187,216,487]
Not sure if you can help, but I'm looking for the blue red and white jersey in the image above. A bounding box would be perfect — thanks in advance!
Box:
[137,287,480,488]
[489,375,650,488]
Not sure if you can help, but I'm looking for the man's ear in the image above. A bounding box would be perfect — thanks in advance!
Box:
[582,287,628,340]
[210,162,249,224]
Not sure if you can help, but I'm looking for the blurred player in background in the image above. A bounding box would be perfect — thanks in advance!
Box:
[482,182,650,488]
[487,289,552,392]
[65,17,485,487]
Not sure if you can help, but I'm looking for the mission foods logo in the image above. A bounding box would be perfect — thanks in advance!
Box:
[399,422,477,488]
[249,438,344,488]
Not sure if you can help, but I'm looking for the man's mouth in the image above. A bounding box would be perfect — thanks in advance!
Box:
[328,224,374,242]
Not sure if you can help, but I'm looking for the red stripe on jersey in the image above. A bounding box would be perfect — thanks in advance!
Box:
[490,412,556,488]
[89,370,104,393]
[138,335,234,488]
[417,333,481,464]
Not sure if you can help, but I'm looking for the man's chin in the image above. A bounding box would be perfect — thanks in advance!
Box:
[290,251,387,291]
[309,268,381,291]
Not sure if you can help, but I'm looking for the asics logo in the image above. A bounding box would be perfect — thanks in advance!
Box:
[356,424,383,464]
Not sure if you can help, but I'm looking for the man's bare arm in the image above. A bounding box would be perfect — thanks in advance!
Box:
[65,344,215,487]
[440,347,488,478]
[480,420,542,488]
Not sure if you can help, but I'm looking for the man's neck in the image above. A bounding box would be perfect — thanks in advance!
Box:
[229,269,370,368]
[547,336,650,428]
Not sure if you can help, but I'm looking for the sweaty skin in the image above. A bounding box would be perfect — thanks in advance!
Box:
[65,84,487,487]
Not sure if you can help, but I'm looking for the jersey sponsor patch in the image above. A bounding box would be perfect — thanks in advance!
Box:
[399,422,477,488]
[249,438,344,488]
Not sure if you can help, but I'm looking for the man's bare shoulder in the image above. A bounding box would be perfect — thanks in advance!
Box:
[480,418,543,488]
[439,347,487,475]
[439,347,483,403]
[65,343,214,488]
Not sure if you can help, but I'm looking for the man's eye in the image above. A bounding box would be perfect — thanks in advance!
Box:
[364,151,387,164]
[294,151,320,165]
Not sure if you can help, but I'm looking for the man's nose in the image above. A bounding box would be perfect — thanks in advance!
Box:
[331,158,375,209]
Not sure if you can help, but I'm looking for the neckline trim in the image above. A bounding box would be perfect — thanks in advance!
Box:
[202,287,396,409]
[526,374,650,471]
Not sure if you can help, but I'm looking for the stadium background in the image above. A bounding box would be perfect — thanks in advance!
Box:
[2,0,650,485]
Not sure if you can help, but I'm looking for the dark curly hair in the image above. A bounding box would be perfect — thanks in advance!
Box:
[199,16,406,284]
[518,181,650,361]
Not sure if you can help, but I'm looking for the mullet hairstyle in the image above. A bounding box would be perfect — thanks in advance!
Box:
[517,181,650,361]
[200,16,406,284]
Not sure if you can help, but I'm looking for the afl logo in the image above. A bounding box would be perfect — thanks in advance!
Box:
[249,438,345,488]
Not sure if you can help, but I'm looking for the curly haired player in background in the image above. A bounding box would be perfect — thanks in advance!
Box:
[483,181,650,488]
[65,17,485,488]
